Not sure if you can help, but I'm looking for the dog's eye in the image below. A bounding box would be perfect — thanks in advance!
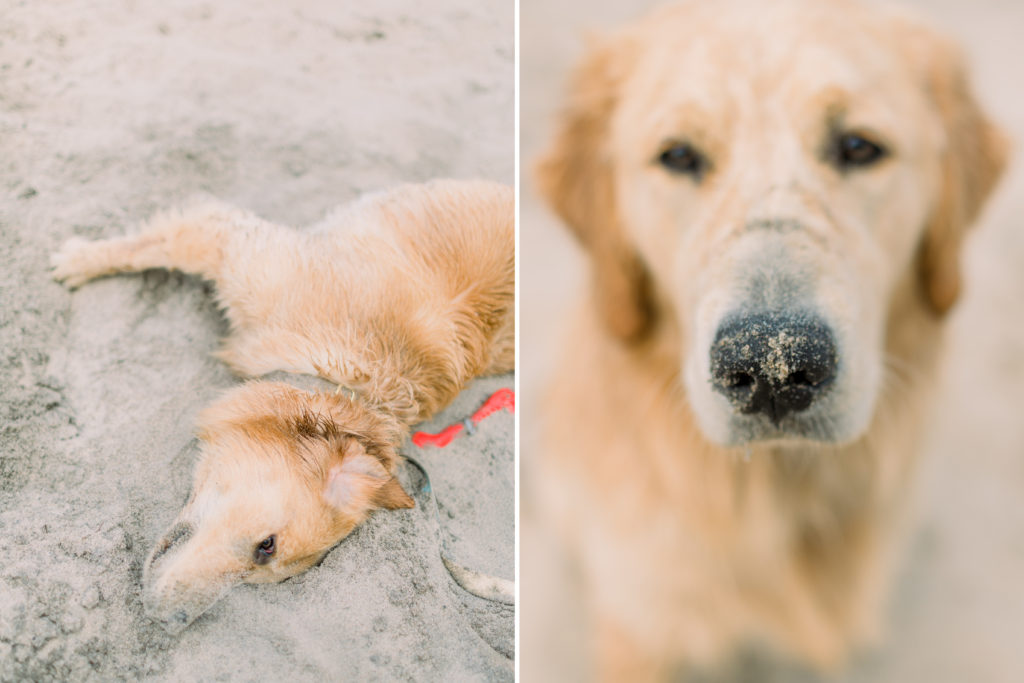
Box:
[254,535,276,564]
[833,132,887,169]
[657,142,709,178]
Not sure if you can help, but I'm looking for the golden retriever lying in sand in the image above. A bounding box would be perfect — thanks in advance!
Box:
[51,179,514,633]
[534,0,1006,678]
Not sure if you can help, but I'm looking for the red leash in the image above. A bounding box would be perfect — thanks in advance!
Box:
[412,388,515,448]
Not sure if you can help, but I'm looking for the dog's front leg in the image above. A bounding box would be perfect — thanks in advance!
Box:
[50,203,262,287]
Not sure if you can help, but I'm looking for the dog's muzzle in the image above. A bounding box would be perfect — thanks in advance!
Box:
[710,311,837,424]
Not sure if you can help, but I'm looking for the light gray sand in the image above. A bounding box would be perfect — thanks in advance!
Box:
[521,0,1024,681]
[0,0,512,679]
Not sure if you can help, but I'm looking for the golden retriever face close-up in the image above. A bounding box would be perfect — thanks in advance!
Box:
[539,0,1006,449]
[530,0,1011,678]
[142,382,414,633]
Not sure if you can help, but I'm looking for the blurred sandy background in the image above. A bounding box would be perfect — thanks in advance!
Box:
[0,0,513,679]
[521,0,1024,680]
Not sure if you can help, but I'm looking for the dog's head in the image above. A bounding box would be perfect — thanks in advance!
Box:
[538,0,1007,447]
[142,382,413,633]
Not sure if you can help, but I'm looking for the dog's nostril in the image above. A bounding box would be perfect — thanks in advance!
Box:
[787,370,813,387]
[796,368,833,388]
[727,372,755,388]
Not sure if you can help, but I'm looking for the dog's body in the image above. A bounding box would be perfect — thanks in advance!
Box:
[534,0,1006,678]
[52,179,514,632]
[539,300,935,677]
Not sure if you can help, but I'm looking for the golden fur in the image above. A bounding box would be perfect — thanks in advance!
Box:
[51,179,514,632]
[534,0,1006,678]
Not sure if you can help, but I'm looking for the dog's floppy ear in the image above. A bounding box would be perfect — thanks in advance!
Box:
[323,439,414,515]
[915,29,1009,314]
[536,34,652,341]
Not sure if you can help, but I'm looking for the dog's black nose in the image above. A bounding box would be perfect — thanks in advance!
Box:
[710,312,837,424]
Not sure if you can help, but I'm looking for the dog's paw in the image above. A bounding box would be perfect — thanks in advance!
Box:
[50,237,105,288]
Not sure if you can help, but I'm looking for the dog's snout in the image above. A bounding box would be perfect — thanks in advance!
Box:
[149,522,194,566]
[710,312,837,424]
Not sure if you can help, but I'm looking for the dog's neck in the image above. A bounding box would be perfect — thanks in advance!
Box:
[252,355,426,426]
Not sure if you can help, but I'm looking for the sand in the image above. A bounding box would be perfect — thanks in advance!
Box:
[0,0,512,679]
[520,0,1024,681]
